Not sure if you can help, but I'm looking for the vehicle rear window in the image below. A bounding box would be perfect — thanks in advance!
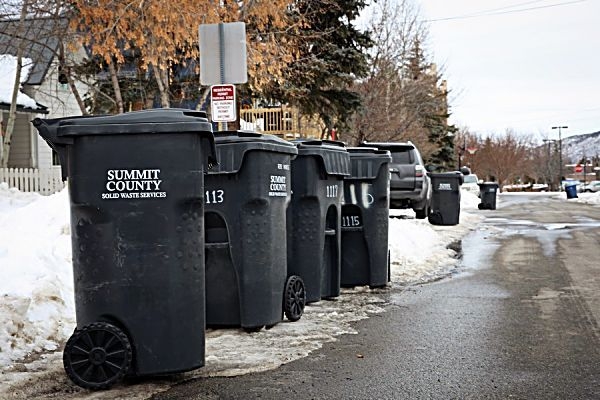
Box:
[463,175,478,183]
[390,150,412,164]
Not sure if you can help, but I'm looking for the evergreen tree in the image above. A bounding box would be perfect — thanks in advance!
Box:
[264,0,373,137]
[404,38,457,169]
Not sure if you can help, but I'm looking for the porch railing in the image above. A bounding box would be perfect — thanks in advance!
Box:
[239,107,323,139]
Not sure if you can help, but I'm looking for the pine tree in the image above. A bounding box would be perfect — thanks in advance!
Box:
[403,38,457,169]
[263,0,373,137]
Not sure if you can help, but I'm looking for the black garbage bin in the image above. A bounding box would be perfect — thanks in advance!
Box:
[33,109,216,390]
[340,147,392,288]
[478,182,499,210]
[428,172,463,225]
[204,131,305,331]
[287,140,350,303]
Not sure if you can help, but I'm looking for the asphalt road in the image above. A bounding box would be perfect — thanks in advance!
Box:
[151,194,600,399]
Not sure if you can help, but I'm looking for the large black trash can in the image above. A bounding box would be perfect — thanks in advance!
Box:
[33,109,216,390]
[428,172,463,225]
[478,182,499,210]
[340,147,392,288]
[204,131,305,331]
[287,140,350,303]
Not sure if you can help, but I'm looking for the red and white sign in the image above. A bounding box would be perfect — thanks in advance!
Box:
[211,84,236,122]
[574,164,583,173]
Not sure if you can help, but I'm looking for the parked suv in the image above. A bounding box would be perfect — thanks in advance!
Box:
[361,141,431,219]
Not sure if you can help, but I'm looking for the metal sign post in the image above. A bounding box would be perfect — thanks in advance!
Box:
[199,22,248,131]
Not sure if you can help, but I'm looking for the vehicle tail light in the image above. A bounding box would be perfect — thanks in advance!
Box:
[415,165,424,177]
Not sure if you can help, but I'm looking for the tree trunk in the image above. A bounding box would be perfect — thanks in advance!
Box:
[1,1,29,167]
[151,63,170,108]
[60,44,88,115]
[108,59,124,114]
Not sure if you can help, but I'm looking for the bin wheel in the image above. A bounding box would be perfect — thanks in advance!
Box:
[284,275,306,322]
[63,322,132,390]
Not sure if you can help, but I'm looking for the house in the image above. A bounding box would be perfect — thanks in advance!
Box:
[0,15,83,194]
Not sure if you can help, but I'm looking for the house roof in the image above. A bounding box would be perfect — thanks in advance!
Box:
[0,16,68,85]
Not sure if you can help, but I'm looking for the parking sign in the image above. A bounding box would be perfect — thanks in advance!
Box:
[211,84,236,122]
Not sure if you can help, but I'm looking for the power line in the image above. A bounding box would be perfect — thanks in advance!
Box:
[424,0,587,22]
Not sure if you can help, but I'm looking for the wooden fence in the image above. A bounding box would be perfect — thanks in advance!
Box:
[0,168,65,195]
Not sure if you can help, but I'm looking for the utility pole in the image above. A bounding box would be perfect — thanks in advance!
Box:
[552,126,568,191]
[458,135,466,169]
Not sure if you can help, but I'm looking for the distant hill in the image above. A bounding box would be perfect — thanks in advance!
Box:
[561,131,600,163]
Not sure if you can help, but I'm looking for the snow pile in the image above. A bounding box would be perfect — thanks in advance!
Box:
[0,183,74,367]
[572,191,600,205]
[389,190,481,284]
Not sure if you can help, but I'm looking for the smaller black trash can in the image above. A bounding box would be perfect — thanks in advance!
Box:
[478,182,499,210]
[33,109,216,390]
[340,147,392,288]
[428,172,463,226]
[287,140,350,303]
[204,131,305,331]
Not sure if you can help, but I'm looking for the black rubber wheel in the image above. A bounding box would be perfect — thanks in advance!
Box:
[284,275,306,322]
[63,322,132,390]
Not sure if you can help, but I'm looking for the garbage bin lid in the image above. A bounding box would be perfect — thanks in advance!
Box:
[210,130,298,174]
[345,146,392,180]
[429,171,464,185]
[294,140,350,176]
[478,182,499,187]
[55,109,213,136]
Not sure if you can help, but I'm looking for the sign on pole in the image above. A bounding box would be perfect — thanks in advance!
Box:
[199,22,247,85]
[211,84,236,122]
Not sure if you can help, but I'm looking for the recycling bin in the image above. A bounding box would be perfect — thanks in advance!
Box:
[287,140,350,303]
[428,172,463,225]
[33,109,216,390]
[204,130,305,331]
[565,183,578,199]
[340,147,392,288]
[478,182,499,210]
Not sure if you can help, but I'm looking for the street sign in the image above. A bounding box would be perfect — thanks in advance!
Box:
[574,164,583,173]
[211,84,236,122]
[199,22,247,85]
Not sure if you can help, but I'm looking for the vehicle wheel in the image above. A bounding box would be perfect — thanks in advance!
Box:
[414,205,429,219]
[63,322,132,390]
[284,275,306,322]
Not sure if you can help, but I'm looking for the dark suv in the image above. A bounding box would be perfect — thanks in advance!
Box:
[361,141,431,219]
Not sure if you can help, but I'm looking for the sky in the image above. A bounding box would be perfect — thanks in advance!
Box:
[417,0,600,139]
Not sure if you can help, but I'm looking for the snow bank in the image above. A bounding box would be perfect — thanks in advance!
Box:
[0,184,74,367]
